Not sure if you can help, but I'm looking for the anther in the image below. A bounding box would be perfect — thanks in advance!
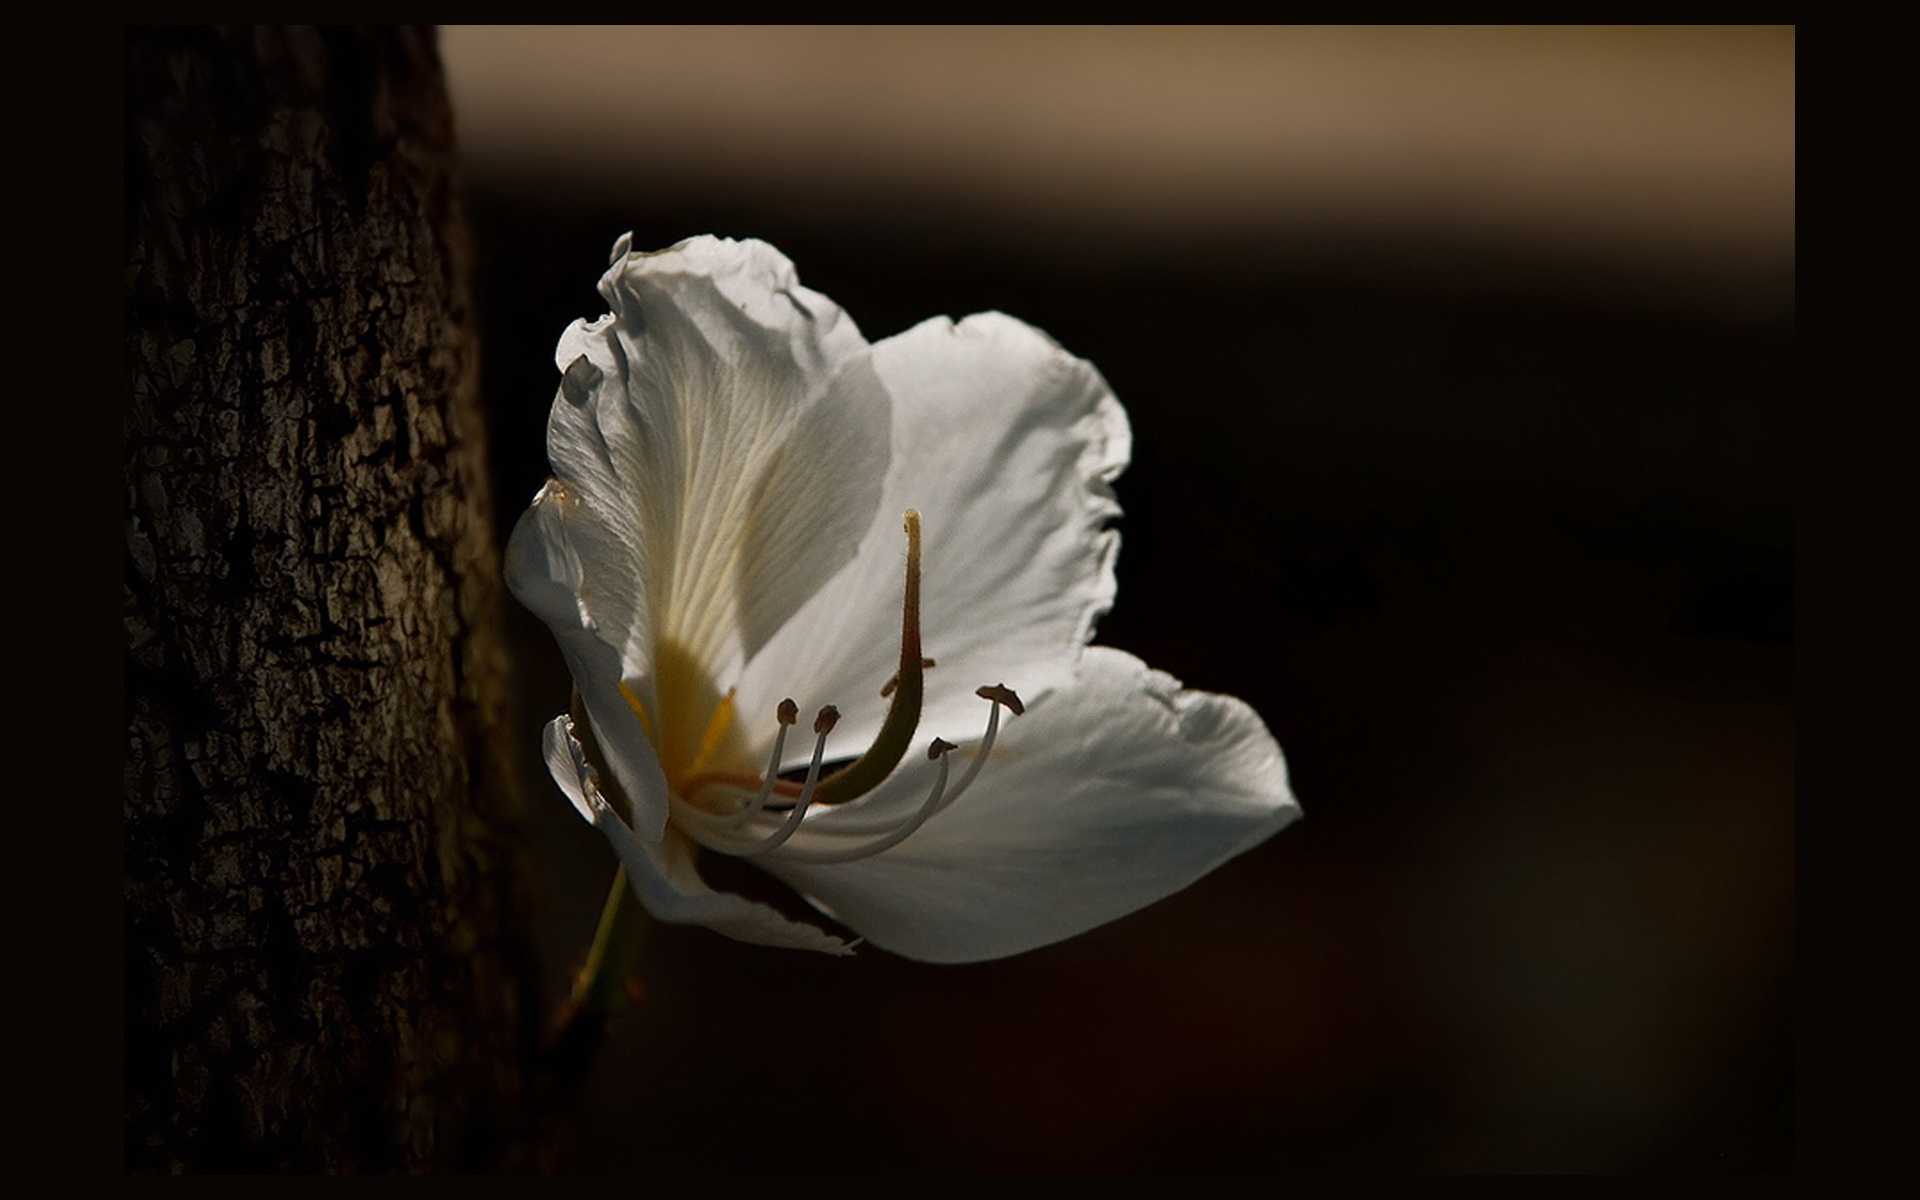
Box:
[939,684,1025,811]
[814,705,840,735]
[753,685,1021,854]
[975,683,1025,716]
[777,698,799,726]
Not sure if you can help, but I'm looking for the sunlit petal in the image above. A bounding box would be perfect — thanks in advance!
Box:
[765,649,1299,963]
[508,236,892,823]
[514,235,1300,959]
[739,313,1128,759]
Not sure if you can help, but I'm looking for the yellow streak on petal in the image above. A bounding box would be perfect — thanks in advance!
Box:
[687,688,737,780]
[618,680,656,742]
[647,641,754,806]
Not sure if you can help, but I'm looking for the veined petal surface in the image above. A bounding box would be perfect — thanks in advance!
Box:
[514,234,1301,959]
[737,313,1129,762]
[507,236,891,834]
[762,647,1300,963]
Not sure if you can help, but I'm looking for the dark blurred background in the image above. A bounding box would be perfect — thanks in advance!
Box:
[443,26,1792,1172]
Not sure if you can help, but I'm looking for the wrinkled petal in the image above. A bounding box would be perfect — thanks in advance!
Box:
[508,490,676,836]
[738,313,1129,763]
[507,236,892,830]
[511,235,1302,963]
[542,716,853,955]
[762,648,1300,963]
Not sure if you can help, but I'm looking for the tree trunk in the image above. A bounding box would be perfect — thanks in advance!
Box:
[125,27,534,1172]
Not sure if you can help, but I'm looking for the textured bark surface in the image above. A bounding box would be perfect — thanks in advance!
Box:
[125,27,535,1171]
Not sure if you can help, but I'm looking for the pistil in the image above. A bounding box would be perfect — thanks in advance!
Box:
[671,513,1026,865]
[806,511,927,805]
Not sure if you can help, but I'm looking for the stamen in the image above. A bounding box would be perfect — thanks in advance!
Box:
[676,699,811,802]
[767,739,957,865]
[762,684,1023,841]
[937,685,1023,811]
[725,699,798,828]
[671,524,1028,867]
[732,706,836,858]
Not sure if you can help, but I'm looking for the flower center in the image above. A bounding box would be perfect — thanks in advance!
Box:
[654,511,1024,865]
[641,642,748,796]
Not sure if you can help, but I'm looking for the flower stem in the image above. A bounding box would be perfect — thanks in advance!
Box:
[571,868,651,1019]
[545,869,651,1096]
[559,685,651,1018]
[546,689,655,1088]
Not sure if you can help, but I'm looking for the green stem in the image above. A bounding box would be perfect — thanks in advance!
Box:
[546,870,651,1094]
[570,868,652,1019]
[561,688,652,1017]
[547,690,653,1087]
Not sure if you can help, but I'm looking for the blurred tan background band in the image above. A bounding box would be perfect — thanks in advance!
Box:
[443,25,1792,308]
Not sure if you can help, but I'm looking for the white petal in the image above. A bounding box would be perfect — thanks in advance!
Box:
[737,313,1129,762]
[762,648,1299,963]
[509,489,675,838]
[541,715,853,956]
[507,236,892,808]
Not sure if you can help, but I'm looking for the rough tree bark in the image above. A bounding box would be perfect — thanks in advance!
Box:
[125,27,536,1171]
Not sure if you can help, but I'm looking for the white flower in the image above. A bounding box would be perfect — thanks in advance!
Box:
[507,234,1300,963]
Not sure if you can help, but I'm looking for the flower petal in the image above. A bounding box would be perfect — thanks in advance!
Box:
[507,235,893,820]
[737,312,1129,762]
[542,716,853,955]
[760,647,1299,963]
[508,488,675,837]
